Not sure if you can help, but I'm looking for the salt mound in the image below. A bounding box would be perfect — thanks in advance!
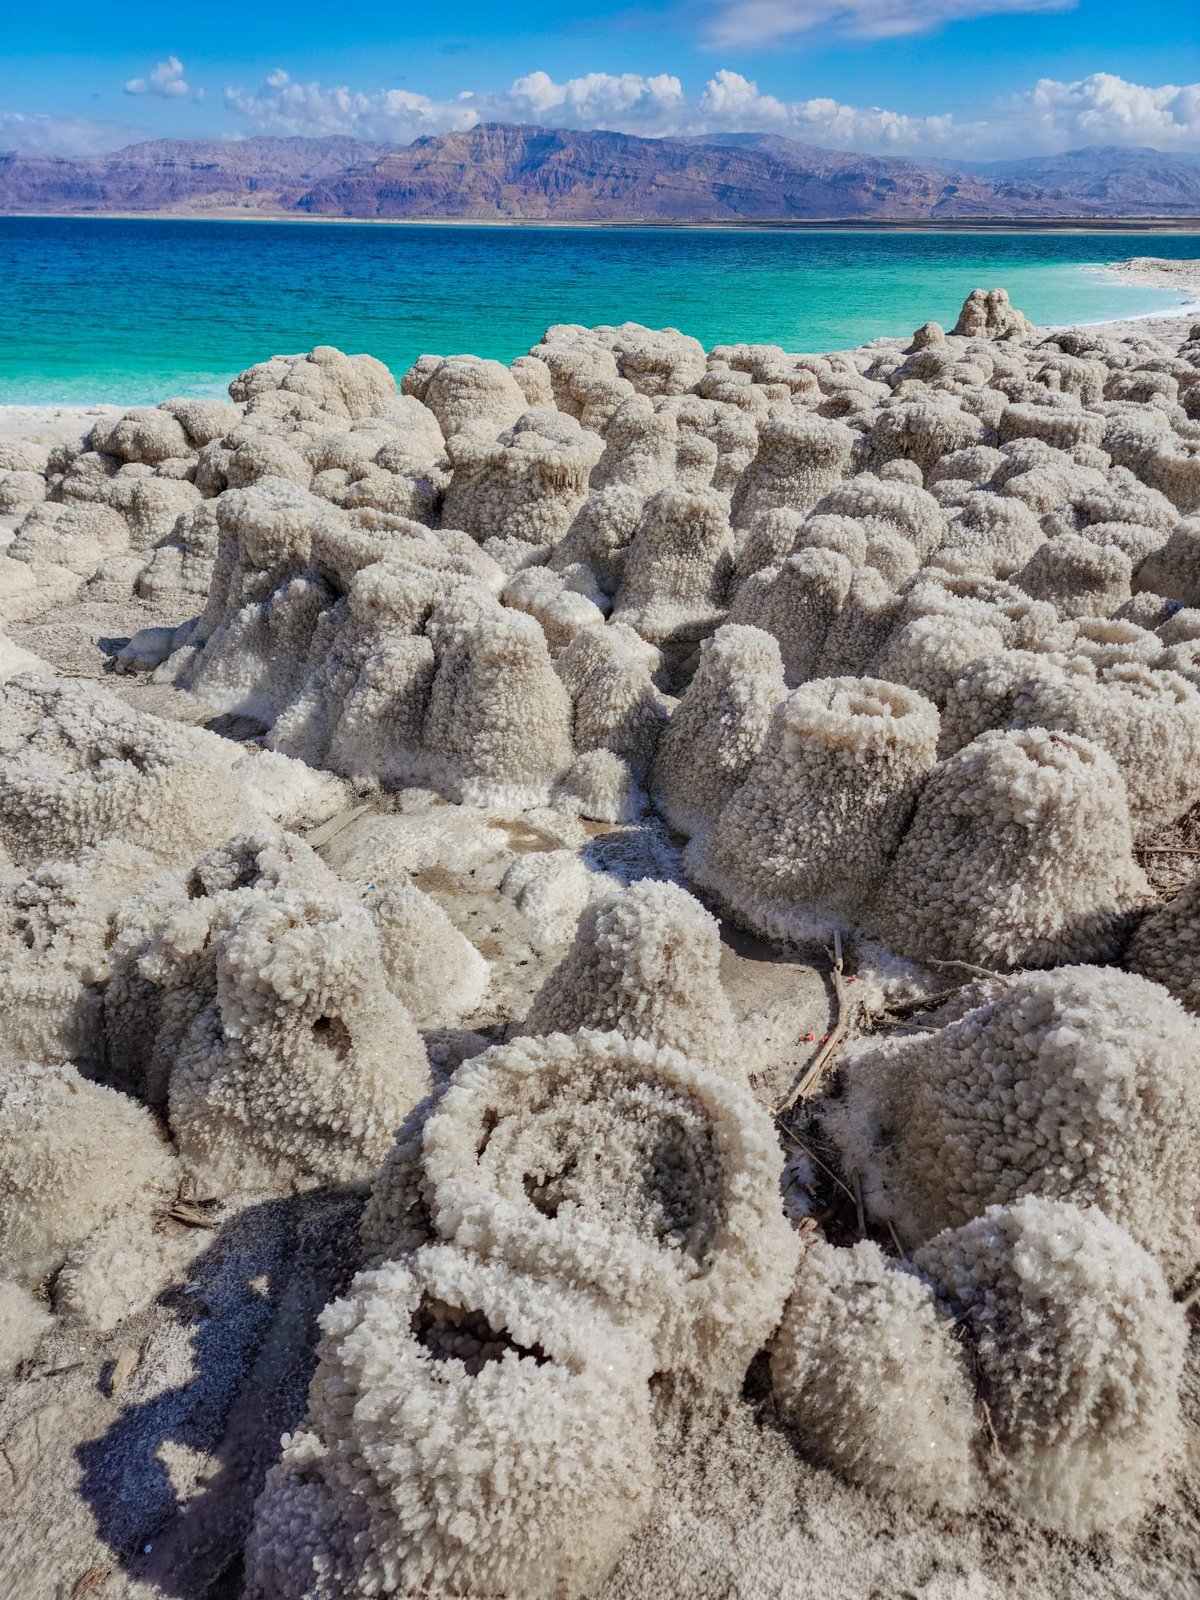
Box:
[827,965,1200,1285]
[915,1197,1186,1538]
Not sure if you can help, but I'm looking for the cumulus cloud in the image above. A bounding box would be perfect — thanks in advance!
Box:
[223,71,477,141]
[221,66,1200,161]
[222,68,687,144]
[707,0,1073,45]
[124,57,201,101]
[0,110,149,158]
[1009,73,1200,155]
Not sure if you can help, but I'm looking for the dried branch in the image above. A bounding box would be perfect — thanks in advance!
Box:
[774,929,859,1115]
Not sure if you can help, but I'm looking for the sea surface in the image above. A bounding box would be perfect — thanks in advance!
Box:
[2,216,1199,405]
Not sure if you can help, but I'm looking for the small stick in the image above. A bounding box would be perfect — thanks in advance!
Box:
[980,1399,1003,1458]
[774,930,858,1114]
[304,803,371,849]
[779,1130,858,1206]
[886,1220,907,1261]
[926,957,1011,984]
[852,1171,866,1238]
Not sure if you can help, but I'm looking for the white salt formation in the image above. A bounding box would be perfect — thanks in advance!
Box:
[650,623,785,836]
[5,287,1200,1594]
[827,965,1200,1285]
[244,1246,657,1600]
[769,1239,980,1512]
[687,676,940,942]
[914,1197,1187,1539]
[865,727,1150,968]
[522,879,739,1073]
[415,1028,798,1389]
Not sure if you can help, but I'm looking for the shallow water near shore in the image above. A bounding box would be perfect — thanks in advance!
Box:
[2,216,1199,404]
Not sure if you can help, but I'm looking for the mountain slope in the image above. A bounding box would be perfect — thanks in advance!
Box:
[959,145,1200,213]
[1,125,1197,221]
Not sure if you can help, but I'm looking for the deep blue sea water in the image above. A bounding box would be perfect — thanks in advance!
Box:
[2,217,1199,405]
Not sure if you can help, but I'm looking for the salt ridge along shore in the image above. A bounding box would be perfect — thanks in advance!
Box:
[1070,254,1200,343]
[1,276,1200,1600]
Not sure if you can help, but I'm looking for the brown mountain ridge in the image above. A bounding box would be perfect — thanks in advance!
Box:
[2,124,1199,221]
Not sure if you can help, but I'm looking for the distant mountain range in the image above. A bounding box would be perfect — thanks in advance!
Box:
[2,125,1199,222]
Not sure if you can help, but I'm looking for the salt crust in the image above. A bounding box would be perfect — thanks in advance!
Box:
[6,292,1200,1588]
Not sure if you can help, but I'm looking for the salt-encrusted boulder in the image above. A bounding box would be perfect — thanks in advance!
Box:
[243,1245,656,1600]
[727,548,854,684]
[554,622,668,784]
[940,655,1200,837]
[873,610,1007,711]
[0,676,256,869]
[866,728,1149,968]
[0,1060,175,1281]
[611,486,733,647]
[0,840,159,1066]
[369,878,490,1026]
[441,409,602,561]
[414,1029,798,1391]
[501,565,605,655]
[523,881,738,1075]
[952,288,1034,341]
[8,501,131,576]
[548,484,646,594]
[169,889,430,1192]
[231,345,396,420]
[729,415,854,530]
[401,353,525,439]
[827,966,1200,1287]
[1013,532,1133,617]
[934,490,1044,577]
[916,1198,1186,1538]
[160,478,339,722]
[688,677,939,942]
[770,1239,980,1511]
[820,566,903,678]
[422,602,574,809]
[866,398,986,479]
[651,623,785,838]
[812,474,946,560]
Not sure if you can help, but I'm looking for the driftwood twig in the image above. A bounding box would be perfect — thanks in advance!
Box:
[775,929,859,1115]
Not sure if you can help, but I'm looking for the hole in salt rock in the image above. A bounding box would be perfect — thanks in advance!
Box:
[311,1015,352,1059]
[413,1295,550,1373]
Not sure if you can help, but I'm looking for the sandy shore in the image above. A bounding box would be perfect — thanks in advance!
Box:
[0,402,121,447]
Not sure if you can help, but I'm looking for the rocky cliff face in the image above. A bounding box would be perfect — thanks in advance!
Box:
[2,126,1197,221]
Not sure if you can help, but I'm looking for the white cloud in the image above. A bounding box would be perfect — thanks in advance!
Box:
[220,67,1200,161]
[707,0,1073,46]
[0,110,149,157]
[222,68,687,144]
[223,71,478,141]
[124,56,201,101]
[502,71,686,130]
[1007,73,1200,155]
[695,69,958,149]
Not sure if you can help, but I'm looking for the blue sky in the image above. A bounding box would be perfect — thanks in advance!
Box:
[2,0,1198,160]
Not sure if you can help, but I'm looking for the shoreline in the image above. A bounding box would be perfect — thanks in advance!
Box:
[3,210,1200,235]
[2,255,1196,421]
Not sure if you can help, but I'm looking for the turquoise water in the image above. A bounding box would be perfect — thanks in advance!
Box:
[1,217,1199,405]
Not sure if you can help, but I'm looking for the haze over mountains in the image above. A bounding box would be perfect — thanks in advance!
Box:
[2,123,1198,221]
